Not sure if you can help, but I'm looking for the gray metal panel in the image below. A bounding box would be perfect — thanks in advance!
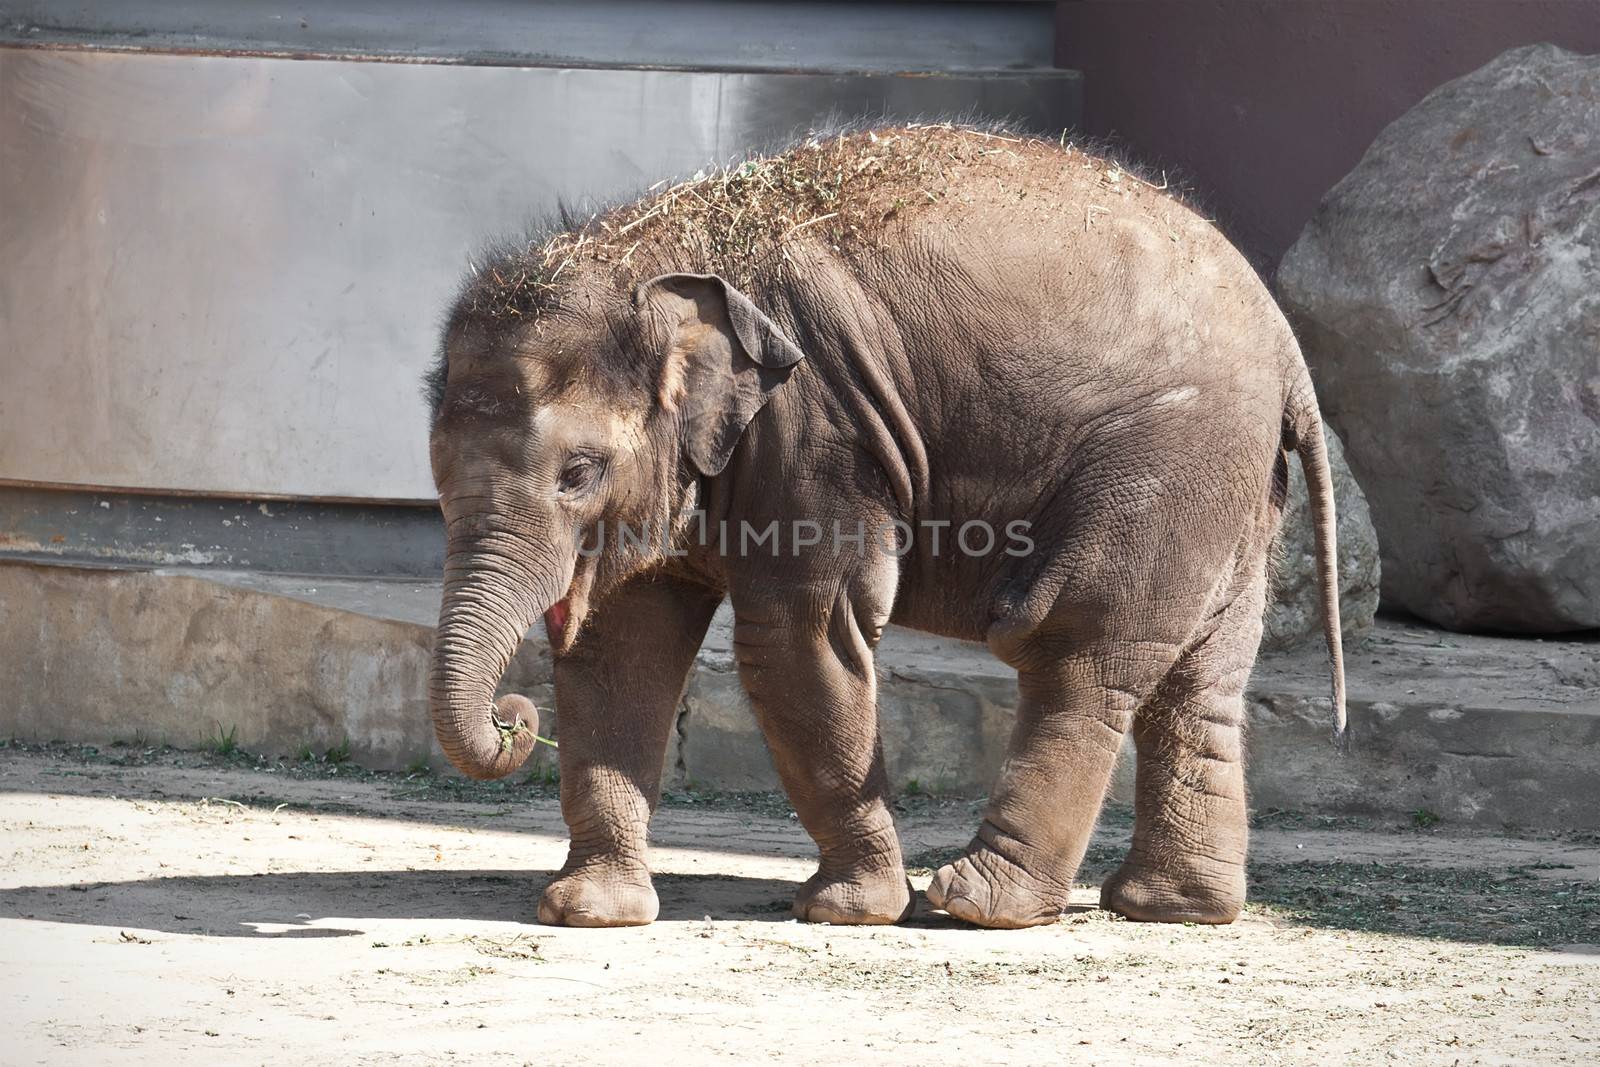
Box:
[1,0,1058,73]
[0,47,1079,501]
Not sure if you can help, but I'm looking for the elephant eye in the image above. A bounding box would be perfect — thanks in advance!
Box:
[556,454,604,496]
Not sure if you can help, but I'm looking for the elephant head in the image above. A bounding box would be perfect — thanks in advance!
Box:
[423,267,805,780]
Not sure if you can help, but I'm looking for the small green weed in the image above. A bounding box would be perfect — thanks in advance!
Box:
[206,723,240,757]
[523,762,559,786]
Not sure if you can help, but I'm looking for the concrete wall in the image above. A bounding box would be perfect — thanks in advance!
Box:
[1,2,1074,505]
[1055,0,1600,266]
[0,47,1077,503]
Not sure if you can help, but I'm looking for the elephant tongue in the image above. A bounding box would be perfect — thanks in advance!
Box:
[544,598,571,646]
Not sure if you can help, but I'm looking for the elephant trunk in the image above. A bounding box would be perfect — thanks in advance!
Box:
[428,541,564,781]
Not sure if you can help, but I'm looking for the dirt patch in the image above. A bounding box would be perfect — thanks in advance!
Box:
[2,745,1596,1065]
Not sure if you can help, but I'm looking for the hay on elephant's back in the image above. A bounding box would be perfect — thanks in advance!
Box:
[465,124,1091,321]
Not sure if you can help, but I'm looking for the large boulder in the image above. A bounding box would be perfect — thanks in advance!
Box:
[1263,422,1381,653]
[1279,43,1600,633]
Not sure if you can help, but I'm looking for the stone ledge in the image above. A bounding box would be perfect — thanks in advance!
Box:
[0,563,555,780]
[2,561,1595,828]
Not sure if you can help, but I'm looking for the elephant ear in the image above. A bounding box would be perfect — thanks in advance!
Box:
[635,272,806,476]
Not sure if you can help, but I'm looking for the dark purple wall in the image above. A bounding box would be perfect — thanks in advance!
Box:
[1055,0,1600,267]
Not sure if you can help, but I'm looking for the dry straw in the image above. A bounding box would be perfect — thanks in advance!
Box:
[467,123,1085,321]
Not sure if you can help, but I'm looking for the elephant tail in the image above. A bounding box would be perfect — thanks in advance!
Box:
[1284,370,1348,747]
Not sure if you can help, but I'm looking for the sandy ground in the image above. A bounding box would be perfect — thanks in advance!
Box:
[1,746,1596,1066]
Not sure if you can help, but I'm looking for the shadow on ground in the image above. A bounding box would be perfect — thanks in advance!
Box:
[1241,859,1599,949]
[6,743,1597,951]
[10,857,1591,949]
[905,844,1600,950]
[0,870,805,938]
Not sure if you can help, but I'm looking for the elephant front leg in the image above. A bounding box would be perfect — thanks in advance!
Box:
[538,573,723,928]
[733,582,912,925]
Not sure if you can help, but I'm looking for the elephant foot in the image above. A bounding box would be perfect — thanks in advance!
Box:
[1099,857,1244,924]
[792,866,914,925]
[538,864,659,928]
[926,835,1071,929]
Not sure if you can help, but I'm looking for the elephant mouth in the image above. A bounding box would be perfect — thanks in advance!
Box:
[542,564,596,655]
[544,598,571,647]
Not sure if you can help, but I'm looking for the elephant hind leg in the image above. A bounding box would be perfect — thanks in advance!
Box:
[933,438,1278,930]
[1099,557,1270,925]
[927,633,1181,929]
[931,516,1239,926]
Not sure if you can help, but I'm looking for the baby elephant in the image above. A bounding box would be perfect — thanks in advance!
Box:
[424,125,1345,930]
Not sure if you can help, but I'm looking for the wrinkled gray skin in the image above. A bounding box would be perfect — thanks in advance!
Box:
[426,129,1345,929]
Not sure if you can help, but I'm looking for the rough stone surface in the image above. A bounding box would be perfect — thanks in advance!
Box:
[4,562,1596,828]
[1279,43,1600,633]
[1262,421,1381,653]
[0,563,554,776]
